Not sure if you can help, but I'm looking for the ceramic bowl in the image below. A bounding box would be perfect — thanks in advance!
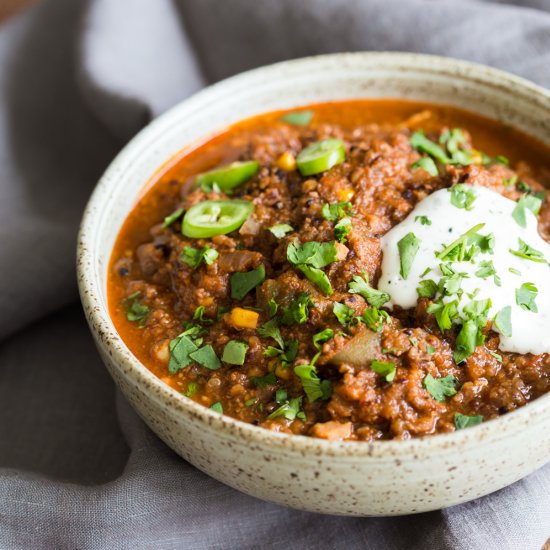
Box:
[77,52,550,516]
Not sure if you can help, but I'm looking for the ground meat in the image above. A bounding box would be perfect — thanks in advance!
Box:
[109,103,550,441]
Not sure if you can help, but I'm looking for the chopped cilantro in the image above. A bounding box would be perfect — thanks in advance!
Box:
[258,318,285,347]
[333,302,356,327]
[184,382,198,397]
[268,396,305,421]
[426,345,437,355]
[417,279,438,299]
[423,374,458,402]
[516,282,538,313]
[397,232,421,279]
[348,273,390,308]
[181,246,219,270]
[412,157,438,177]
[370,360,396,382]
[122,291,150,327]
[509,239,547,264]
[193,305,213,325]
[168,331,199,373]
[509,267,521,276]
[321,202,353,221]
[489,351,503,362]
[427,300,459,332]
[503,175,518,188]
[361,307,390,332]
[415,215,432,226]
[449,184,476,210]
[436,223,486,261]
[275,388,288,404]
[210,402,223,414]
[287,241,338,295]
[334,217,352,242]
[493,306,512,337]
[281,292,315,325]
[222,340,249,365]
[250,371,277,388]
[230,264,266,300]
[267,298,278,317]
[312,328,334,350]
[163,207,184,228]
[269,224,294,238]
[294,361,328,403]
[512,194,542,228]
[189,344,221,370]
[281,110,313,126]
[454,413,483,429]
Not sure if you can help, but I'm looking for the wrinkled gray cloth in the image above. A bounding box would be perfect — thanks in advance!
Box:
[0,0,549,548]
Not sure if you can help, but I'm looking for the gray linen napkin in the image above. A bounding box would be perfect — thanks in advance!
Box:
[0,0,548,548]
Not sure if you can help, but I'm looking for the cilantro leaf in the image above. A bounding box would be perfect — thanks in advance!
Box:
[333,302,356,327]
[298,264,333,295]
[193,305,213,325]
[427,300,459,332]
[281,292,315,325]
[417,279,438,299]
[415,215,432,226]
[250,371,277,388]
[454,413,483,430]
[122,292,150,327]
[281,110,313,126]
[370,360,396,382]
[512,194,542,228]
[267,298,278,318]
[509,239,547,264]
[257,318,285,348]
[423,374,458,402]
[294,363,325,403]
[397,232,421,279]
[312,328,334,350]
[348,273,390,308]
[222,340,249,365]
[268,396,305,421]
[436,223,486,261]
[453,319,479,364]
[334,217,352,242]
[321,202,353,222]
[516,282,538,312]
[168,332,199,373]
[210,402,223,414]
[449,184,476,210]
[230,264,266,300]
[189,344,221,370]
[269,224,294,238]
[181,246,219,270]
[287,241,338,268]
[361,307,390,332]
[493,306,512,338]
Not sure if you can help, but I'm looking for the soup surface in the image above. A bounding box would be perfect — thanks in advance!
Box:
[109,100,550,441]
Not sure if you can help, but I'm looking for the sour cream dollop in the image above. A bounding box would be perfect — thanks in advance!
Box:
[379,185,550,354]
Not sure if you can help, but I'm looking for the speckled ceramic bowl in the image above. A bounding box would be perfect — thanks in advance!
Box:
[78,53,550,516]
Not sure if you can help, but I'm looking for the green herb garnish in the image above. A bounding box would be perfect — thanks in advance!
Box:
[163,207,184,228]
[415,215,432,226]
[493,306,512,337]
[417,279,438,299]
[348,273,390,308]
[281,110,313,126]
[269,224,294,238]
[397,232,421,279]
[449,184,476,210]
[222,340,249,365]
[312,328,334,350]
[509,239,547,264]
[321,202,353,221]
[189,344,221,370]
[287,241,338,295]
[361,307,390,332]
[230,264,266,300]
[454,413,483,429]
[516,282,538,312]
[210,402,223,414]
[333,302,356,327]
[250,371,277,388]
[412,157,438,177]
[122,291,150,327]
[370,360,396,382]
[512,194,542,228]
[268,396,305,421]
[423,374,458,402]
[281,292,315,325]
[181,246,219,270]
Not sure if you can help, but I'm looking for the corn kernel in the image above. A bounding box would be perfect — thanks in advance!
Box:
[276,151,297,172]
[228,307,259,329]
[469,149,484,165]
[337,187,355,201]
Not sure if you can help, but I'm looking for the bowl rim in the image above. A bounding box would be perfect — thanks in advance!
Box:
[77,51,550,459]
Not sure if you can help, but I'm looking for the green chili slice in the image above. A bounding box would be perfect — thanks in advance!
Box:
[195,160,259,192]
[296,139,346,176]
[182,200,253,238]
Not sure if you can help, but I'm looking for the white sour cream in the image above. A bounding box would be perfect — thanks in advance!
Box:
[379,185,550,354]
